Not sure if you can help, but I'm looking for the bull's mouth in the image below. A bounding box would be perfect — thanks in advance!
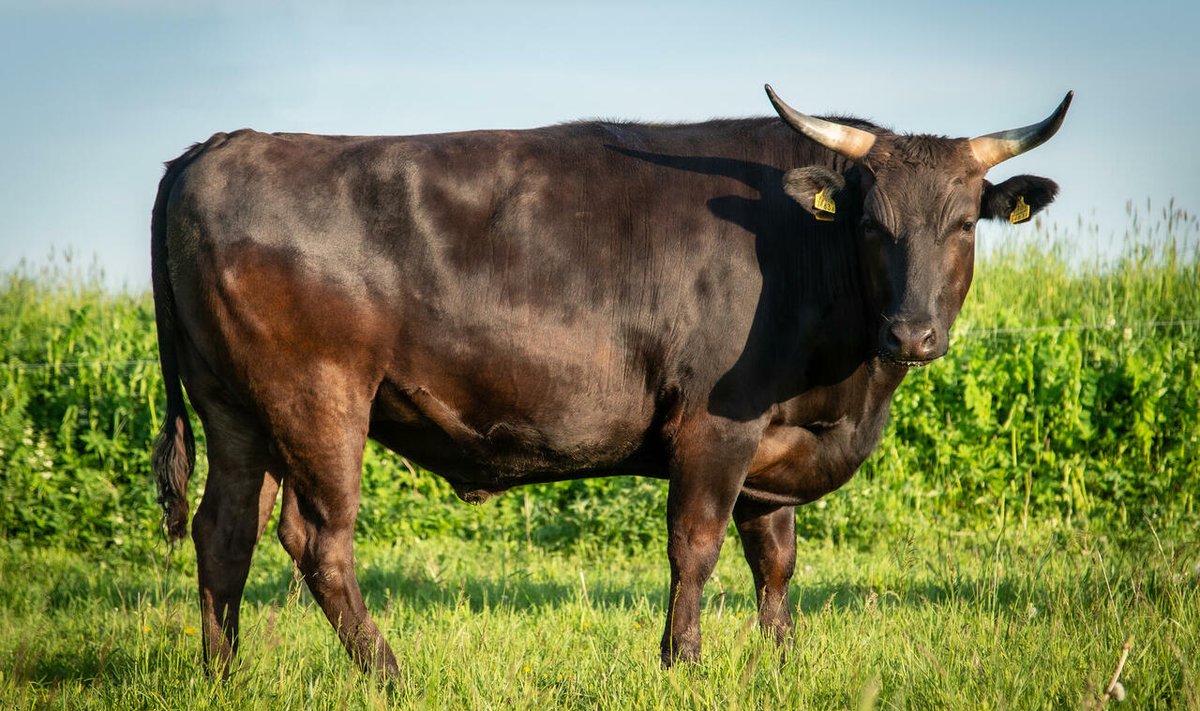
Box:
[877,350,937,369]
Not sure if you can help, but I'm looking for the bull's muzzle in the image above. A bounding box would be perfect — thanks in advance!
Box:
[880,319,945,367]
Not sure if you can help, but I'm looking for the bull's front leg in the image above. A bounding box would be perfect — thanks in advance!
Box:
[660,418,760,666]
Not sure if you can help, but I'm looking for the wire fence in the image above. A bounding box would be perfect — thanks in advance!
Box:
[1,319,1197,371]
[0,359,158,371]
[957,319,1200,337]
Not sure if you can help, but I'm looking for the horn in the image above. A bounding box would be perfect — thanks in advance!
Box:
[764,84,877,160]
[969,91,1074,168]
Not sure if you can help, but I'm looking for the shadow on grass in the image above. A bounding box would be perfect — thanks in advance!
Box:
[3,636,139,689]
[238,562,1046,621]
[5,541,1155,690]
[2,568,1040,690]
[18,544,1068,623]
[243,560,664,614]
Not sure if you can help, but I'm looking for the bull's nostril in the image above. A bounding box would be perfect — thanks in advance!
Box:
[884,320,939,362]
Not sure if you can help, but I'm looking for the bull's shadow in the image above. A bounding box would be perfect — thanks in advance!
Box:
[243,557,659,614]
[236,553,1033,620]
[11,545,1049,687]
[607,146,867,423]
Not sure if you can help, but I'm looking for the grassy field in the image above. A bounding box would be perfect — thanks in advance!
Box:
[1,213,1198,708]
[2,524,1198,710]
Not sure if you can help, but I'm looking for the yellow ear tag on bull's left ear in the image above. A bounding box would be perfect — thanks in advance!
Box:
[1009,196,1032,224]
[814,188,836,221]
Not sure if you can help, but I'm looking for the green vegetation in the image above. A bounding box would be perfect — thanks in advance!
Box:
[2,213,1197,553]
[0,210,1197,707]
[1,527,1197,709]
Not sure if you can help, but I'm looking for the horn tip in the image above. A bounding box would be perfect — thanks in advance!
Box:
[763,84,786,114]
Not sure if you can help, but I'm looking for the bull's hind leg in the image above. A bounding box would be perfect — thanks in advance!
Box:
[272,400,399,678]
[733,499,796,642]
[190,408,280,677]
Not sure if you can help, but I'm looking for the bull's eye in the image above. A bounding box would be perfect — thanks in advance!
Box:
[862,217,895,241]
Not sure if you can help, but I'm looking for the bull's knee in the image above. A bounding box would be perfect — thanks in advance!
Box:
[191,504,231,566]
[277,510,308,563]
[191,507,213,550]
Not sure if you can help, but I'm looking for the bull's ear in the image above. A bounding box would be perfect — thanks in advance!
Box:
[980,175,1059,223]
[783,166,846,221]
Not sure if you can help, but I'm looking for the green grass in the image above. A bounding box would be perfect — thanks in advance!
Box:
[2,524,1198,709]
[1,213,1198,707]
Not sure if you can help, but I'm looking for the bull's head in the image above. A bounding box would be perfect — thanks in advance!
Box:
[766,85,1071,367]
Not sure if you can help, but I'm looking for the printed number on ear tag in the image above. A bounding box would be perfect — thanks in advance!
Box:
[814,188,836,222]
[1009,196,1032,224]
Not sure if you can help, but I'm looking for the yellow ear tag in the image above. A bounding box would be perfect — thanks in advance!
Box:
[814,188,836,221]
[1009,196,1031,224]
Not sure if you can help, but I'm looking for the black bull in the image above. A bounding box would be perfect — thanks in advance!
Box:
[151,85,1071,675]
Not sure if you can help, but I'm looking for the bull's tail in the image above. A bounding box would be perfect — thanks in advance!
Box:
[150,140,214,542]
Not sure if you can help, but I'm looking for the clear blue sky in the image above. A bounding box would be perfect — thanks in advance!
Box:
[1,0,1196,289]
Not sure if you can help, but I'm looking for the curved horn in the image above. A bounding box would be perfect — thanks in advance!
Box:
[969,91,1074,169]
[764,84,876,160]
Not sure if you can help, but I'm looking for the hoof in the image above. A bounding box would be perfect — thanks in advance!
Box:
[660,641,701,668]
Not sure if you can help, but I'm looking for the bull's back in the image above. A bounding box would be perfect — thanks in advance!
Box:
[163,127,764,482]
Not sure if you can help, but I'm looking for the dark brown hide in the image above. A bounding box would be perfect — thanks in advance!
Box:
[151,91,1067,676]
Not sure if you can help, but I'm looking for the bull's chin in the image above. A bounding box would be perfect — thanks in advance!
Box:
[877,350,939,369]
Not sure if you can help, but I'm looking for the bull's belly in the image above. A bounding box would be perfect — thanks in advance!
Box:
[366,378,667,496]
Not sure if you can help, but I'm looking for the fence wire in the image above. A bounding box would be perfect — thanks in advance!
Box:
[0,359,157,371]
[958,318,1200,337]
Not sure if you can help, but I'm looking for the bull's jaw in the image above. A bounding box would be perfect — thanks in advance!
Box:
[876,349,939,369]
